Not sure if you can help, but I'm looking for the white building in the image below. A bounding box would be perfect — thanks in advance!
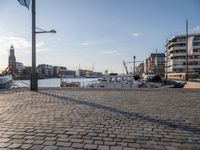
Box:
[165,33,200,80]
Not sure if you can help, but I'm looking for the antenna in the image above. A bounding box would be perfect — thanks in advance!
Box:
[92,62,95,72]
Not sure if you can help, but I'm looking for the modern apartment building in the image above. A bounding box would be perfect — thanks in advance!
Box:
[37,64,54,77]
[77,69,103,78]
[145,53,165,76]
[136,63,144,76]
[53,66,67,77]
[54,66,76,78]
[165,33,200,80]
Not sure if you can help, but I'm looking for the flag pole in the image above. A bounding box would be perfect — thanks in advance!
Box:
[31,0,38,91]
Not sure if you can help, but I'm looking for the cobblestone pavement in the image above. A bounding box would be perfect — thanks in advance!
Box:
[0,88,200,150]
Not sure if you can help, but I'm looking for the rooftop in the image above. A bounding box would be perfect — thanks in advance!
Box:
[168,33,200,43]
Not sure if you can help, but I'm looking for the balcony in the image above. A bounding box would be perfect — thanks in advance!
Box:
[166,41,186,48]
[193,45,200,49]
[169,53,186,58]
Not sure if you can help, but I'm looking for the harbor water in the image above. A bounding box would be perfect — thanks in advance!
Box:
[14,78,98,88]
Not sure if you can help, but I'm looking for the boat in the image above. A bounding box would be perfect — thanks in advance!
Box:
[88,73,186,89]
[88,73,140,88]
[60,81,80,87]
[139,76,186,88]
[60,75,80,87]
[142,72,156,81]
[0,74,13,89]
[162,80,186,88]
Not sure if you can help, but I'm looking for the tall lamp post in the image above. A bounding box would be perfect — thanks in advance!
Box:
[185,20,189,81]
[31,0,56,91]
[133,56,136,75]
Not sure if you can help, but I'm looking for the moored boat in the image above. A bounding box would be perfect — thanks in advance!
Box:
[0,74,13,89]
[88,73,140,88]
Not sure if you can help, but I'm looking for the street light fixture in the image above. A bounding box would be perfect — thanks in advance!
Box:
[31,27,56,92]
[35,27,56,34]
[30,0,56,92]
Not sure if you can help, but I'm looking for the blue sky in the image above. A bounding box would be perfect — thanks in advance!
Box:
[0,0,200,73]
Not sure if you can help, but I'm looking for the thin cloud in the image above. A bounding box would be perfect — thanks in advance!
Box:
[81,40,100,46]
[191,26,200,33]
[102,50,119,55]
[0,36,45,53]
[81,41,90,46]
[81,39,110,46]
[132,33,140,37]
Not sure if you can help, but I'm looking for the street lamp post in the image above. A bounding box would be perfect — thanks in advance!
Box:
[185,20,189,81]
[133,56,136,75]
[31,0,56,91]
[31,0,37,91]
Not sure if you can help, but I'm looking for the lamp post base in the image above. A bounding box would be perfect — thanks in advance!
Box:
[30,73,38,91]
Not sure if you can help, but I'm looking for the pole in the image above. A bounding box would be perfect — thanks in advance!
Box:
[155,48,157,75]
[133,56,136,75]
[31,0,38,91]
[186,20,189,81]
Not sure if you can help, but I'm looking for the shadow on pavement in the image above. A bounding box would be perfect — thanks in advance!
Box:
[39,91,200,135]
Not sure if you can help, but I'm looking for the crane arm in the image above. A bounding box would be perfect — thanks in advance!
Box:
[1,66,11,75]
[123,61,129,74]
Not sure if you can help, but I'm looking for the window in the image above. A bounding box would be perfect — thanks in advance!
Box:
[116,76,121,82]
[127,77,132,82]
[193,49,200,52]
[174,43,186,47]
[177,37,186,42]
[110,77,115,82]
[193,42,200,46]
[194,36,200,41]
[174,49,186,53]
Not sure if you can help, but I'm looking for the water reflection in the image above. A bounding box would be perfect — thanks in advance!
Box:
[14,78,98,87]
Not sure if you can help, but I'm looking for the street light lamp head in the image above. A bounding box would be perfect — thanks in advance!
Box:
[35,27,56,34]
[50,30,56,34]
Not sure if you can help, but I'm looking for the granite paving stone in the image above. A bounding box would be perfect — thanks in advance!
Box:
[20,144,33,149]
[84,144,98,149]
[0,88,200,150]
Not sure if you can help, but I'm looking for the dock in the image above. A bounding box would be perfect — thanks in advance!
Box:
[0,88,200,150]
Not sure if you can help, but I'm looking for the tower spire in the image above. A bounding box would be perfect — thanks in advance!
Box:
[8,45,16,75]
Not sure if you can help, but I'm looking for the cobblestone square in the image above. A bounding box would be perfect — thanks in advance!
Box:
[0,88,200,150]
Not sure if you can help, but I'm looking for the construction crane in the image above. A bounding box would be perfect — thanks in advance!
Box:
[123,56,143,75]
[1,66,11,75]
[123,61,129,74]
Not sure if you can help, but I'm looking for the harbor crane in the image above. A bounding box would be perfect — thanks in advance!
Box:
[1,66,11,75]
[123,56,143,75]
[123,61,129,74]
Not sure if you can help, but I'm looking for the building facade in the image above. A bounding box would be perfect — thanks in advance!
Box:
[77,69,103,78]
[145,53,165,76]
[53,66,76,78]
[53,66,67,77]
[37,64,54,77]
[165,33,200,80]
[64,70,76,78]
[137,63,144,76]
[15,62,25,76]
[8,45,16,75]
[21,66,32,78]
